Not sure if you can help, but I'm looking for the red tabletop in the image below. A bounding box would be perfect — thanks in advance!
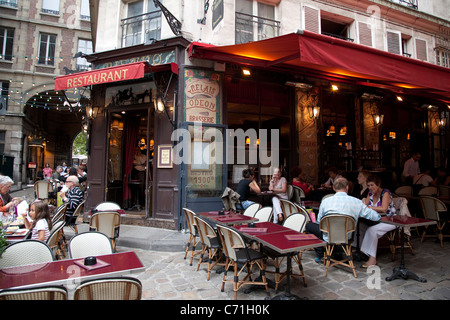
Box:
[234,221,288,239]
[380,215,437,228]
[5,229,30,243]
[197,211,258,225]
[254,230,325,254]
[0,251,144,290]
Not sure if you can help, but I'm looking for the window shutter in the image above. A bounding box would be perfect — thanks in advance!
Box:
[415,39,427,61]
[358,22,372,47]
[387,31,401,54]
[304,6,320,34]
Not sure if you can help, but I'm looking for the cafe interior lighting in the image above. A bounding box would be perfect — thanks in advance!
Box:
[154,98,165,113]
[396,95,403,102]
[389,131,396,139]
[331,84,339,91]
[372,113,384,126]
[339,126,347,135]
[242,68,251,76]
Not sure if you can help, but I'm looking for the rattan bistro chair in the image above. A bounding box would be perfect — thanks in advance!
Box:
[242,203,261,217]
[280,199,300,220]
[74,277,142,300]
[320,214,357,278]
[66,200,85,234]
[34,180,51,202]
[0,285,68,300]
[394,186,413,197]
[46,220,66,260]
[253,206,273,222]
[216,224,269,300]
[0,240,54,269]
[89,211,121,251]
[418,186,438,196]
[194,215,224,280]
[183,208,201,266]
[419,196,449,247]
[68,231,113,259]
[51,203,68,223]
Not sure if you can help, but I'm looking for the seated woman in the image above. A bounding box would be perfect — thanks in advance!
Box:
[352,170,370,200]
[269,167,288,223]
[236,168,261,210]
[359,175,396,267]
[291,167,313,198]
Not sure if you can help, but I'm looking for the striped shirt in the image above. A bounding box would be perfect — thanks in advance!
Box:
[65,187,84,215]
[31,219,51,242]
[317,192,381,242]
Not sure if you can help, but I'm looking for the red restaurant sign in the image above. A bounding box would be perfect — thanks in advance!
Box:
[54,62,147,91]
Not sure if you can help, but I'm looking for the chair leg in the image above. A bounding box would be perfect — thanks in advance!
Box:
[184,234,193,259]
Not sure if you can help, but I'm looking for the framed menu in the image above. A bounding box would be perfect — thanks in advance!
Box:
[157,145,173,168]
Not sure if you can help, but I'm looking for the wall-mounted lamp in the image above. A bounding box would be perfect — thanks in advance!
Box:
[307,105,320,120]
[86,105,100,120]
[242,68,251,76]
[372,113,384,126]
[154,98,165,113]
[436,111,448,129]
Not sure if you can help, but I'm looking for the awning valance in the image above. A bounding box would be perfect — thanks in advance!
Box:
[54,62,178,91]
[189,30,450,103]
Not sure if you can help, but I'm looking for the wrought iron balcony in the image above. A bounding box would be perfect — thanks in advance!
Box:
[121,11,162,48]
[235,12,280,44]
[388,0,418,10]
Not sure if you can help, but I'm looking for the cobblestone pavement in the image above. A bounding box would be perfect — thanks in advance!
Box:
[123,236,450,301]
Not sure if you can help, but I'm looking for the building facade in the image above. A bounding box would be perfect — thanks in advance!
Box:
[80,0,449,230]
[0,0,92,184]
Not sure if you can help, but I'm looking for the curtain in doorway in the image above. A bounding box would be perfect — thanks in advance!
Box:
[123,117,140,208]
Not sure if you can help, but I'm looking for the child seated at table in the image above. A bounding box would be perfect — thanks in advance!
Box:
[22,200,53,242]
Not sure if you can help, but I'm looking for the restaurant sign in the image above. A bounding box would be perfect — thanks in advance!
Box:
[184,68,221,124]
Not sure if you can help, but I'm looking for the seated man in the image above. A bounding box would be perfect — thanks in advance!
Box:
[60,175,84,223]
[305,177,381,263]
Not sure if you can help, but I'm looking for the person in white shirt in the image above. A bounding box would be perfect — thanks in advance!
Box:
[402,152,421,185]
[413,167,434,187]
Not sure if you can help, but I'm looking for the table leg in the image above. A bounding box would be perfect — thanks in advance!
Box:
[385,227,427,283]
[267,254,307,300]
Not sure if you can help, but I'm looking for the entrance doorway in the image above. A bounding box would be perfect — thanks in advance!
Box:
[107,109,155,217]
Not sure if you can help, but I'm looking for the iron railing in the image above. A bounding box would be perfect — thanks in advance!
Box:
[235,12,280,44]
[121,11,162,48]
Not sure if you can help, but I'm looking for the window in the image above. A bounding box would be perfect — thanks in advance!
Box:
[0,27,14,61]
[76,39,93,71]
[121,0,161,47]
[42,0,60,15]
[386,30,401,54]
[235,0,279,44]
[0,131,5,154]
[0,81,9,114]
[415,38,427,61]
[0,0,17,8]
[358,22,373,47]
[38,33,56,66]
[80,0,90,20]
[436,49,450,68]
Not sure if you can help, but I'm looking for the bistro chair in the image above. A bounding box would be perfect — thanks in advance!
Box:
[193,215,224,280]
[394,186,413,197]
[419,196,449,247]
[94,201,121,211]
[51,202,68,223]
[292,185,306,204]
[265,213,308,291]
[287,184,294,201]
[89,211,121,251]
[183,208,201,266]
[253,206,273,222]
[216,224,269,300]
[280,199,299,220]
[0,285,68,300]
[438,185,450,199]
[242,203,261,217]
[66,200,85,234]
[46,220,66,260]
[68,231,113,259]
[34,180,51,202]
[418,186,438,196]
[74,277,142,300]
[319,214,357,278]
[0,240,54,269]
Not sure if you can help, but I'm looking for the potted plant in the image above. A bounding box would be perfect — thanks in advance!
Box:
[0,222,7,257]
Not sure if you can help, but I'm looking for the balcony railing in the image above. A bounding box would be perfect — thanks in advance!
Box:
[388,0,418,10]
[121,11,162,48]
[235,12,280,44]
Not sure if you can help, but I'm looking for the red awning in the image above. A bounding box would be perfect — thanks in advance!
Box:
[189,31,450,103]
[54,62,178,91]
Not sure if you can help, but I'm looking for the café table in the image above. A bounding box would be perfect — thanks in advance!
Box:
[5,228,30,243]
[236,222,325,300]
[380,215,436,283]
[0,251,144,298]
[197,210,259,226]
